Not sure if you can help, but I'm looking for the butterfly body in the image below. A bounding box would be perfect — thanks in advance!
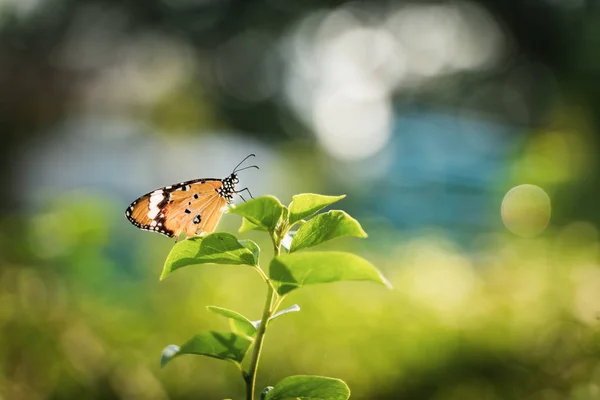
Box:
[125,173,240,239]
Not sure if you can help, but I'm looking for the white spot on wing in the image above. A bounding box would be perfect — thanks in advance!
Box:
[148,190,164,219]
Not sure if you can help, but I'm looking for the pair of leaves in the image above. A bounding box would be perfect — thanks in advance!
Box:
[233,193,346,233]
[207,304,301,337]
[232,194,366,253]
[233,194,344,231]
[161,304,301,368]
[264,375,350,400]
[161,232,390,295]
[163,343,351,400]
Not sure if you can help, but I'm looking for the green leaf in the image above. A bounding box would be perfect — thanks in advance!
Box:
[289,210,367,252]
[239,239,260,263]
[160,331,253,367]
[252,304,300,329]
[261,387,274,400]
[239,217,266,233]
[269,252,391,295]
[230,196,284,232]
[288,194,346,225]
[161,345,180,368]
[207,306,257,337]
[160,233,259,280]
[281,206,289,223]
[265,375,350,400]
[270,304,301,321]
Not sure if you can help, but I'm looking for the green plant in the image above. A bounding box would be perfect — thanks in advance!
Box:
[159,194,391,400]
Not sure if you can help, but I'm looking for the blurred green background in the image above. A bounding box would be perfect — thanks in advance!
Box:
[2,0,600,399]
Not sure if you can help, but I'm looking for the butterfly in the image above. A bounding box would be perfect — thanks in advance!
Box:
[125,154,258,240]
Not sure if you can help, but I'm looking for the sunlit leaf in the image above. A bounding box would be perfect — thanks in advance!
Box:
[288,194,346,225]
[265,375,350,400]
[239,217,265,233]
[289,210,367,252]
[269,252,391,295]
[281,221,306,251]
[270,304,301,321]
[252,304,300,329]
[239,239,260,263]
[229,196,284,232]
[207,305,257,337]
[281,206,289,223]
[160,233,259,280]
[261,386,274,400]
[161,345,180,368]
[160,331,253,367]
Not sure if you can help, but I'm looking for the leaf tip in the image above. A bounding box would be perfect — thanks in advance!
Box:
[260,386,274,400]
[159,269,170,281]
[161,344,180,368]
[381,275,393,289]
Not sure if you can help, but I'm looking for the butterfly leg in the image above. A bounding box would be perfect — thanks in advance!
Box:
[236,187,254,199]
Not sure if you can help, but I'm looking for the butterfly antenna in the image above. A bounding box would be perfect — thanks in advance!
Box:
[233,154,256,173]
[234,165,259,173]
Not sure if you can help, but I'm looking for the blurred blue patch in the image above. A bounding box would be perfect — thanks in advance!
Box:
[355,107,520,244]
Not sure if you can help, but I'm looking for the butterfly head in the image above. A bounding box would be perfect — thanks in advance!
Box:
[220,154,259,203]
[223,173,239,186]
[219,173,239,203]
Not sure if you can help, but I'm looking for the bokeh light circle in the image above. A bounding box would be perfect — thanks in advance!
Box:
[501,184,551,237]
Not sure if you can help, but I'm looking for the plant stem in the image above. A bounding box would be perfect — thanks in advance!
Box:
[254,265,270,283]
[244,236,281,400]
[245,284,275,400]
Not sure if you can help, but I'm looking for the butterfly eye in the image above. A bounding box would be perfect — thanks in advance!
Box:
[234,178,239,184]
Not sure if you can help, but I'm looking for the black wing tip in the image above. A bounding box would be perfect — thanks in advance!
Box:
[125,207,175,238]
[137,224,176,238]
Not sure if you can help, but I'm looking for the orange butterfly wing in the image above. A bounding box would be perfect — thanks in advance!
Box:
[166,185,227,238]
[126,178,229,239]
